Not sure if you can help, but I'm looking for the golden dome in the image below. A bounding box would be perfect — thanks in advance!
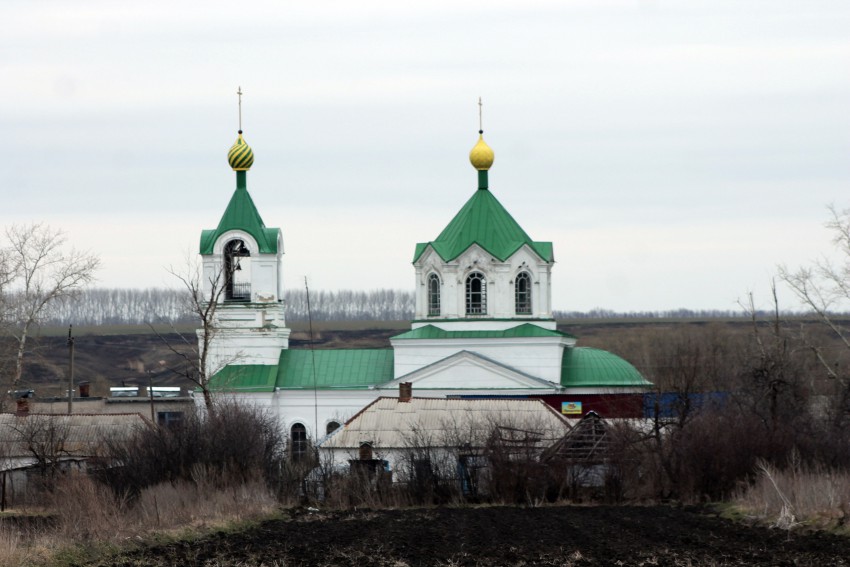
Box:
[228,132,254,171]
[469,133,494,171]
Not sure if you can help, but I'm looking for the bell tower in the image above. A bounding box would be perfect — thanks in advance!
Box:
[197,92,290,372]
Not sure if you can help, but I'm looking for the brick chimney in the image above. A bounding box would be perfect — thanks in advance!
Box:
[399,382,412,403]
[16,398,30,416]
[359,442,374,461]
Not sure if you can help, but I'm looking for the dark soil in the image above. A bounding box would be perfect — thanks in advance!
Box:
[87,505,850,567]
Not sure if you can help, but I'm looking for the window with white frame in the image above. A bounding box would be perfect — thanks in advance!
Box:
[428,273,441,316]
[515,271,532,315]
[290,423,308,461]
[466,272,486,315]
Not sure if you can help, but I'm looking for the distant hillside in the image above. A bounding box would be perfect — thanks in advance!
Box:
[7,318,778,399]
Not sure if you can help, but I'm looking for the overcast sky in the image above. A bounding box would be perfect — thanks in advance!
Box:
[2,1,849,312]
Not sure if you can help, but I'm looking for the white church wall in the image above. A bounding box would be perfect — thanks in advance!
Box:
[391,337,571,384]
[203,302,290,370]
[413,244,553,323]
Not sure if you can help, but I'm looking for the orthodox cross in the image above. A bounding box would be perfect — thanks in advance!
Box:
[237,86,243,131]
[478,96,483,133]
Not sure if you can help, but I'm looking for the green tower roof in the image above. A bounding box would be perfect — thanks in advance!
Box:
[200,170,280,254]
[413,174,553,264]
[560,347,652,389]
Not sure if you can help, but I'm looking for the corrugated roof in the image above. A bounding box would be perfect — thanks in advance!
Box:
[413,187,553,264]
[392,323,571,340]
[0,413,147,465]
[560,347,652,388]
[321,397,569,450]
[200,171,280,254]
[277,349,394,389]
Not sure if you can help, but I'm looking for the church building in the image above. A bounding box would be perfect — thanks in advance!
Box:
[201,111,651,451]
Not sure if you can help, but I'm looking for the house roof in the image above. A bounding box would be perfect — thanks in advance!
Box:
[392,323,572,340]
[0,413,147,467]
[199,171,280,254]
[541,411,610,463]
[560,347,652,389]
[412,186,553,264]
[320,396,569,450]
[209,349,395,392]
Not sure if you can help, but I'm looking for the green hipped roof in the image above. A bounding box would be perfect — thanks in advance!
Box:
[560,347,652,389]
[392,323,574,340]
[208,349,395,392]
[413,180,553,264]
[200,171,280,254]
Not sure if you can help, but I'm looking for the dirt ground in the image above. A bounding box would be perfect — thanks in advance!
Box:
[87,505,850,567]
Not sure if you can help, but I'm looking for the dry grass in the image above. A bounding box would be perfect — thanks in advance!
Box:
[0,471,279,567]
[734,459,850,531]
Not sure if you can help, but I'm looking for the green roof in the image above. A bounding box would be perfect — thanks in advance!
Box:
[413,183,553,264]
[276,349,393,389]
[209,349,394,392]
[208,364,280,392]
[392,323,573,340]
[560,347,652,389]
[200,171,280,254]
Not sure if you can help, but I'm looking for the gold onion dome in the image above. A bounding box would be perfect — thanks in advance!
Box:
[469,131,494,171]
[228,131,254,171]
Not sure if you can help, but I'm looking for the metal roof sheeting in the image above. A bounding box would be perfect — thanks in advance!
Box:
[321,397,569,450]
[276,349,394,389]
[0,413,147,464]
[561,347,652,388]
[199,172,280,254]
[413,186,553,264]
[210,349,395,391]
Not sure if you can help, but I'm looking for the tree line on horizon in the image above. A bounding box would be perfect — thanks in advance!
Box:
[34,287,839,326]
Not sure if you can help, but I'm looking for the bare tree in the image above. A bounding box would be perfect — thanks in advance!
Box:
[160,260,228,411]
[777,205,850,430]
[12,414,72,480]
[1,223,99,392]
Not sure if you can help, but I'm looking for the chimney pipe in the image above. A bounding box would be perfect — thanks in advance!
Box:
[399,382,412,403]
[16,398,30,417]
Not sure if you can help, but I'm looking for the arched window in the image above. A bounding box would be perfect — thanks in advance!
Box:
[224,239,251,301]
[290,423,307,461]
[326,421,341,435]
[515,272,532,315]
[465,272,486,315]
[427,273,441,316]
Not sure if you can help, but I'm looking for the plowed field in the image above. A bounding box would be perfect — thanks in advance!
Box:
[86,505,850,567]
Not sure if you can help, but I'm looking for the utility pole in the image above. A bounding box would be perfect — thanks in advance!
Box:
[67,324,75,415]
[148,370,155,423]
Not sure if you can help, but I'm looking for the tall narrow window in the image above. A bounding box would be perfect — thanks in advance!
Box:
[224,239,251,301]
[515,272,532,315]
[428,273,441,316]
[290,423,307,461]
[466,272,486,315]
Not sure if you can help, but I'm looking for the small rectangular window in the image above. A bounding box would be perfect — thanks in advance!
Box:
[157,411,184,428]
